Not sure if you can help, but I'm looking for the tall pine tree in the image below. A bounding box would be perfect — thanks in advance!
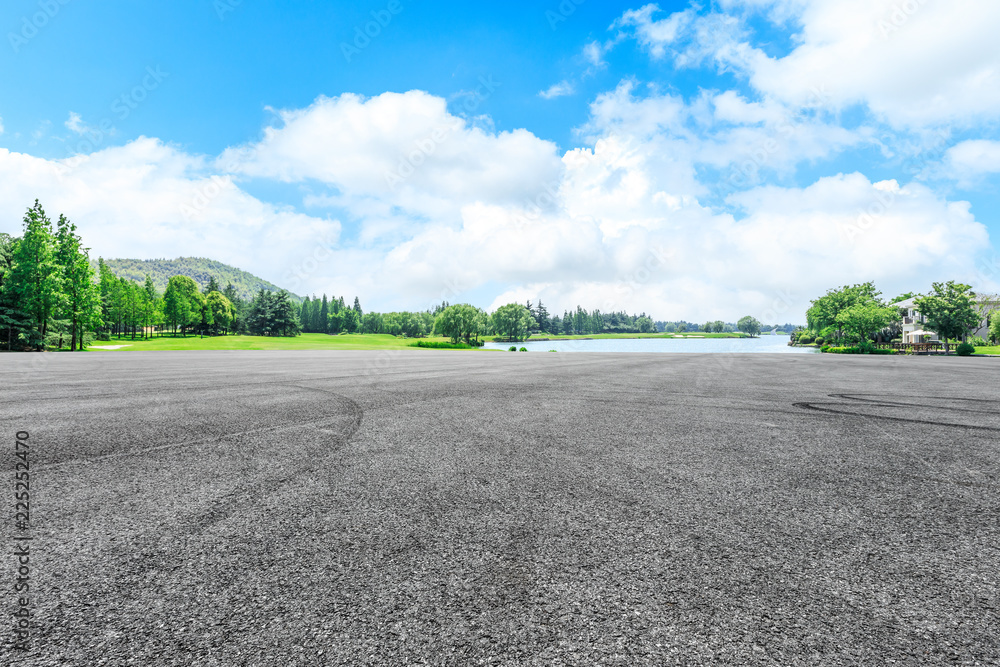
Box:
[9,201,62,348]
[55,215,101,350]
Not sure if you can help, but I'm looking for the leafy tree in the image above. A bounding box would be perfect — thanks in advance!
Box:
[914,281,981,353]
[206,291,234,334]
[8,201,63,348]
[835,302,899,344]
[636,316,655,333]
[163,275,200,335]
[353,296,363,318]
[435,304,486,344]
[990,311,1000,345]
[360,312,384,334]
[490,303,536,342]
[0,233,30,350]
[807,282,883,342]
[193,290,212,336]
[342,307,359,333]
[737,315,762,337]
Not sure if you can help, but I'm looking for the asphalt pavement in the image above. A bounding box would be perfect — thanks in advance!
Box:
[1,350,998,665]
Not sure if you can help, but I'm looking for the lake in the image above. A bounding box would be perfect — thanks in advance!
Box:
[483,336,818,354]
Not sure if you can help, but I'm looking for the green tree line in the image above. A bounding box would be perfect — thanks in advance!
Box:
[3,200,776,350]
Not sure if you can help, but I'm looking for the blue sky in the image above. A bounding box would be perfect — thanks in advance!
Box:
[2,0,999,321]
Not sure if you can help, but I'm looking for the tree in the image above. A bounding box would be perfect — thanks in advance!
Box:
[737,315,762,337]
[163,275,200,335]
[143,274,160,338]
[990,311,1000,345]
[206,291,234,334]
[55,215,101,350]
[490,303,536,342]
[271,291,301,336]
[204,275,221,294]
[807,282,881,341]
[890,292,915,304]
[636,316,655,333]
[353,296,363,318]
[834,302,899,345]
[914,281,980,353]
[361,312,384,334]
[8,201,63,348]
[320,294,329,334]
[435,304,485,344]
[533,300,550,333]
[342,307,359,333]
[0,233,31,350]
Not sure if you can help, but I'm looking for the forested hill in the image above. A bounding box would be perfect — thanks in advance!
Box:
[96,257,301,302]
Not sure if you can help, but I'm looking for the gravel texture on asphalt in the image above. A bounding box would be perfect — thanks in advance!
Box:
[1,350,998,666]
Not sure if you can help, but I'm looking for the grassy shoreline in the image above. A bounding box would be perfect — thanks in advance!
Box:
[78,331,753,352]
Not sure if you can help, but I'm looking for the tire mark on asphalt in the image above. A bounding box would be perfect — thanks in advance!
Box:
[793,394,1000,432]
[177,386,364,533]
[833,393,1000,414]
[35,405,362,471]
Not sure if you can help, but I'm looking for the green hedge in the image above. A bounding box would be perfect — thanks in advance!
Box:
[956,342,975,356]
[412,340,476,350]
[822,346,896,355]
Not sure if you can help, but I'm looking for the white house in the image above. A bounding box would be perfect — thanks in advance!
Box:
[893,297,937,344]
[893,296,997,344]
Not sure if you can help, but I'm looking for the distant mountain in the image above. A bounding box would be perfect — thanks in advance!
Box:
[96,257,302,302]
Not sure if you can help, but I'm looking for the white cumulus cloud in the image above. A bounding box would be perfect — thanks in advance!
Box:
[539,81,575,100]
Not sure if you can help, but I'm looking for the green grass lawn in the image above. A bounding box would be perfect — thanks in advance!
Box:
[81,331,752,352]
[86,333,457,352]
[974,345,1000,355]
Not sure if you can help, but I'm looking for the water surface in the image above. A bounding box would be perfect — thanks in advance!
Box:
[483,336,817,354]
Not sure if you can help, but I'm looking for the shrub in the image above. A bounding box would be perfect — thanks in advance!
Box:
[798,335,814,345]
[413,340,474,350]
[813,337,824,346]
[519,347,528,352]
[823,345,895,355]
[509,346,517,351]
[956,342,975,356]
[967,335,987,347]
